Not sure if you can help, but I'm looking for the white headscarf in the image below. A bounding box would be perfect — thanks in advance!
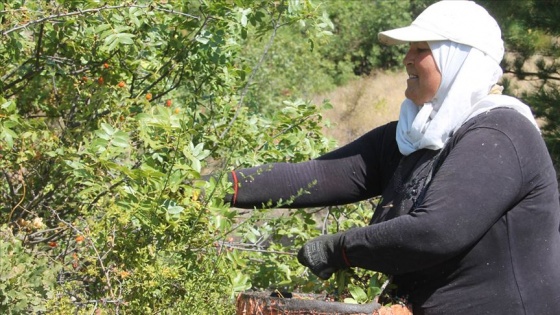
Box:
[396,41,539,156]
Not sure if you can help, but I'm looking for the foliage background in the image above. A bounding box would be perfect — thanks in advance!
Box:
[477,0,560,171]
[1,0,559,314]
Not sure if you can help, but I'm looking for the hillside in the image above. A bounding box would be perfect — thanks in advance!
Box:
[315,70,406,146]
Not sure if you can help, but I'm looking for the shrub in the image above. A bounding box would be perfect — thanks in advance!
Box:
[0,1,337,313]
[0,225,60,314]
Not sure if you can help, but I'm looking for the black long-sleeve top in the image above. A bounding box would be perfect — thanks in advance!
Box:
[228,108,560,315]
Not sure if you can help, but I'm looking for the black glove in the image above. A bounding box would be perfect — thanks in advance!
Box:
[297,232,349,280]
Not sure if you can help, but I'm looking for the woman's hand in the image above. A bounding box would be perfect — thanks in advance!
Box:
[297,232,349,280]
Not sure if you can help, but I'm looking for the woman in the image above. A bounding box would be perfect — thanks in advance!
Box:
[222,1,560,314]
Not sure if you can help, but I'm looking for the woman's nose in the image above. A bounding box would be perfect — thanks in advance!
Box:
[403,49,413,66]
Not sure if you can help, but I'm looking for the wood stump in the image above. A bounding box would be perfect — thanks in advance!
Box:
[236,291,413,315]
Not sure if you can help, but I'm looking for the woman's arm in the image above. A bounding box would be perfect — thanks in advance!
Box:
[228,121,401,209]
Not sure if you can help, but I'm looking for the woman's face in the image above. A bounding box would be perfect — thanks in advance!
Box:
[403,42,441,106]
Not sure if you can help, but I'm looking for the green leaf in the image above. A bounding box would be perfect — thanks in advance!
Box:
[1,99,16,112]
[94,24,112,34]
[100,123,116,136]
[103,34,118,51]
[111,131,130,148]
[116,33,135,45]
[348,283,368,304]
[1,125,16,148]
[94,129,111,140]
[167,205,184,215]
[191,157,201,173]
[195,35,209,44]
[90,138,109,151]
[162,200,184,215]
[230,272,251,297]
[245,227,261,243]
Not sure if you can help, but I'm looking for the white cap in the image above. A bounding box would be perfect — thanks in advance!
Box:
[378,1,504,63]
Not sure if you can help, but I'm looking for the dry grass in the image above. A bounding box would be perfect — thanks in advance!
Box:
[314,70,407,146]
[315,56,545,147]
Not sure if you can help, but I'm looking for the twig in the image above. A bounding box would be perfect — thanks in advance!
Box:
[375,275,393,304]
[74,298,125,307]
[189,241,296,258]
[217,9,284,141]
[2,170,16,210]
[85,178,125,213]
[503,69,560,81]
[26,227,66,239]
[222,243,297,256]
[255,113,321,152]
[2,4,199,36]
[3,66,44,96]
[8,167,26,221]
[322,207,331,235]
[156,7,200,20]
[48,207,115,300]
[137,13,210,101]
[34,23,44,69]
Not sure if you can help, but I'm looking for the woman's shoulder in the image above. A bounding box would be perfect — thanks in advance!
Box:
[456,107,539,139]
[452,107,551,172]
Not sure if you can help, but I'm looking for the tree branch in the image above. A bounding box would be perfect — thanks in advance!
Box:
[2,4,200,37]
[503,69,560,82]
[35,23,45,69]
